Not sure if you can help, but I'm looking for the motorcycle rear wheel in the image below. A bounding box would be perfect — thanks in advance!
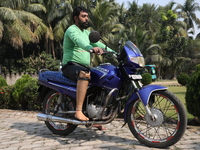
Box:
[127,90,187,148]
[43,90,77,135]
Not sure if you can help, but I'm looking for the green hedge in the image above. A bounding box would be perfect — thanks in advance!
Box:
[185,64,200,119]
[0,75,8,87]
[0,75,40,110]
[141,73,152,86]
[177,72,189,86]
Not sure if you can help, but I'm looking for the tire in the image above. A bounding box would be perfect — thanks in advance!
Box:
[42,90,77,135]
[127,90,187,148]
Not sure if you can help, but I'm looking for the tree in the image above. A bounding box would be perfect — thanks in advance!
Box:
[28,0,73,58]
[0,0,49,58]
[139,3,160,35]
[176,0,200,37]
[90,0,123,38]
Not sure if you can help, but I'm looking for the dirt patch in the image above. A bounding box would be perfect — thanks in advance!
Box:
[151,81,181,86]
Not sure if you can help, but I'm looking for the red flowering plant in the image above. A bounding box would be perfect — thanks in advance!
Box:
[0,86,13,109]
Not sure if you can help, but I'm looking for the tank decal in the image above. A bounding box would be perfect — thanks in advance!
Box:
[92,66,110,79]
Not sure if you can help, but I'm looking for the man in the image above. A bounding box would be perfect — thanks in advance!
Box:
[62,6,114,122]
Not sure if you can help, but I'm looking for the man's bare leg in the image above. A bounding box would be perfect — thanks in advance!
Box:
[74,71,90,121]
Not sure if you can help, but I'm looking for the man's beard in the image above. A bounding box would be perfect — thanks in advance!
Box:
[78,20,89,29]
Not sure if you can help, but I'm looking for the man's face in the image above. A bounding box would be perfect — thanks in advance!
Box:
[76,11,89,29]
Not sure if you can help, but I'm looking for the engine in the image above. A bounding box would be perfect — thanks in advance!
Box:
[86,87,118,120]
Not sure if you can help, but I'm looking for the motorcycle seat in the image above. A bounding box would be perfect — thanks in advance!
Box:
[40,70,77,86]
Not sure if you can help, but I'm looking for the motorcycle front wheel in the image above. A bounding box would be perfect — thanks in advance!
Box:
[43,90,77,135]
[127,90,187,148]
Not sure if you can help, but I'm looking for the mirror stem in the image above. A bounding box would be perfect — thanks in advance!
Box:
[100,38,107,50]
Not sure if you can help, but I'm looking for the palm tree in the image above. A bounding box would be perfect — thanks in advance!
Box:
[0,4,47,58]
[89,0,123,37]
[28,0,74,58]
[139,3,160,35]
[0,0,49,58]
[144,44,172,79]
[88,0,124,65]
[176,0,200,36]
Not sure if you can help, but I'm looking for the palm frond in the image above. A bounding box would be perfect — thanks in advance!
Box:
[53,16,71,42]
[0,7,17,22]
[4,24,23,49]
[14,10,43,26]
[16,20,39,43]
[26,3,47,13]
[0,20,3,40]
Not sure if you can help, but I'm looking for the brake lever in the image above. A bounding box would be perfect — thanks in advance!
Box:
[89,49,116,56]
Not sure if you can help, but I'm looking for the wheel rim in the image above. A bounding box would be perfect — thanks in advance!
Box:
[45,92,75,130]
[131,93,180,142]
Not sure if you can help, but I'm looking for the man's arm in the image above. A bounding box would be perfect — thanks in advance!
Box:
[90,41,116,53]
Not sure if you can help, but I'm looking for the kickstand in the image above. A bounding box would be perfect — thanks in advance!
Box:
[121,122,127,128]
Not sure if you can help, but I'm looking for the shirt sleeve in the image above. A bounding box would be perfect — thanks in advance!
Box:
[66,27,93,51]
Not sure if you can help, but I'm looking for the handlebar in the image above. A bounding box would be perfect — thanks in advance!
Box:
[89,48,117,58]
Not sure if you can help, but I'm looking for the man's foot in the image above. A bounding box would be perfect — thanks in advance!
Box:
[93,125,106,130]
[74,111,89,121]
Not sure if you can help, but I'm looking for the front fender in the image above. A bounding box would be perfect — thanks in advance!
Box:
[124,84,167,121]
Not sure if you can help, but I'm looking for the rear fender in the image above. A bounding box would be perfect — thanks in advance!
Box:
[124,84,167,121]
[37,85,51,102]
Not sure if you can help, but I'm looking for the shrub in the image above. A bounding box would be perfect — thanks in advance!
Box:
[23,79,41,110]
[177,72,189,86]
[141,73,152,86]
[0,86,18,109]
[0,75,8,87]
[185,64,200,120]
[12,75,39,110]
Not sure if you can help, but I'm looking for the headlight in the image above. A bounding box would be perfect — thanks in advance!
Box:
[130,56,145,68]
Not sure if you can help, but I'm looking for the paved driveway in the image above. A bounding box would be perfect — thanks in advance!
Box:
[0,109,200,150]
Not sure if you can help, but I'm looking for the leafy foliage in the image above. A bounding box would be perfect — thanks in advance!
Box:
[19,51,60,72]
[0,75,40,110]
[23,78,41,110]
[0,0,200,79]
[0,75,8,87]
[185,64,200,119]
[12,74,39,110]
[0,85,16,109]
[177,72,189,86]
[141,73,152,86]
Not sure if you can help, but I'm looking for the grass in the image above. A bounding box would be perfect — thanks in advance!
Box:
[167,86,194,120]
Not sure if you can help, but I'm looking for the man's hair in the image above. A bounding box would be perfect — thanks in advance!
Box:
[72,6,88,23]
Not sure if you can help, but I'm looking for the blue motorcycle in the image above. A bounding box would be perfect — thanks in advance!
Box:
[37,31,187,148]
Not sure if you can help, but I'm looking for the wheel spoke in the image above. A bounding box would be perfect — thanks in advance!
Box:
[45,92,76,130]
[131,92,180,141]
[128,90,187,147]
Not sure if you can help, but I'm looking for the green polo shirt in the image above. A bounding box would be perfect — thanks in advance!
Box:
[63,24,114,66]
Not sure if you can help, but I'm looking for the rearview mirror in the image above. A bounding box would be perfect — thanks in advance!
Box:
[89,31,101,43]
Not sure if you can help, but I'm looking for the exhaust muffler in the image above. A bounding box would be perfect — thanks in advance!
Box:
[37,113,91,125]
[37,105,118,125]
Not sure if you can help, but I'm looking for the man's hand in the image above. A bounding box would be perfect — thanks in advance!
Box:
[92,47,104,55]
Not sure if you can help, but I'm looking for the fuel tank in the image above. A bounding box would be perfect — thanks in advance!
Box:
[90,63,122,90]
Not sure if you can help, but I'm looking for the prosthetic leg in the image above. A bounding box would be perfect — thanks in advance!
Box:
[74,71,90,121]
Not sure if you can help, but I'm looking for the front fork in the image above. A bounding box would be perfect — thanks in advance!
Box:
[130,79,156,121]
